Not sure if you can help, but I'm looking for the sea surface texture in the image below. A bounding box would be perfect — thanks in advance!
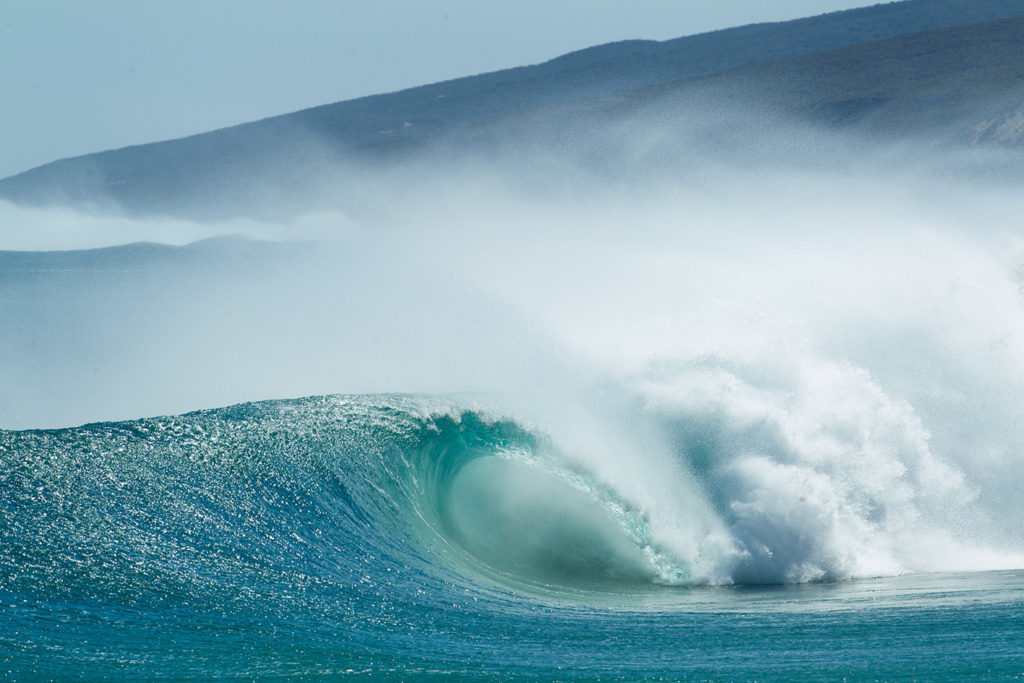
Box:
[2,395,1021,680]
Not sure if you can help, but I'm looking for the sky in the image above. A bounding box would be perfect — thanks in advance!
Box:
[0,0,874,179]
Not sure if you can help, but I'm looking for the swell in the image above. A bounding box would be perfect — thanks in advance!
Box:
[0,397,642,620]
[2,391,1022,618]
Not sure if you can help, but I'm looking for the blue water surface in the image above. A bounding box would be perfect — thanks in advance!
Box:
[2,396,1021,680]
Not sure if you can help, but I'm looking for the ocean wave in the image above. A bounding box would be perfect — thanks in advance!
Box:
[4,391,1021,615]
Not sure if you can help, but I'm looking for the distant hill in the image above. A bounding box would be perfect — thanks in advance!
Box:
[625,14,1024,135]
[2,0,1024,219]
[712,14,1024,132]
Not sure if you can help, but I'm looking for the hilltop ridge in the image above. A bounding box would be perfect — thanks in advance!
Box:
[2,0,1023,219]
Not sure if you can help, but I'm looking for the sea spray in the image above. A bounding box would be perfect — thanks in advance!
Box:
[5,138,1024,580]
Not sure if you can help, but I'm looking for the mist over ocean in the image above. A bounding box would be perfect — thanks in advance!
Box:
[3,3,1024,679]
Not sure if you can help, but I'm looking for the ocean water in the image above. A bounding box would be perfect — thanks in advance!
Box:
[2,395,1022,680]
[4,117,1024,680]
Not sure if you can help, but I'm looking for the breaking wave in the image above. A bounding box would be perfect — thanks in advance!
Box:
[3,388,1022,615]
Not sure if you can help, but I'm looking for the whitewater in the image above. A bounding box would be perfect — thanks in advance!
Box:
[2,116,1024,678]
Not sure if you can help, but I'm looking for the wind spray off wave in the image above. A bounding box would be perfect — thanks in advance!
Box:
[5,132,1024,589]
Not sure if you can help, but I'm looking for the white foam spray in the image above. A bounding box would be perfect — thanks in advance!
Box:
[2,108,1023,583]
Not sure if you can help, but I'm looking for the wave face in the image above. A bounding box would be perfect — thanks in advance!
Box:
[7,392,1016,606]
[4,393,1024,678]
[0,397,677,615]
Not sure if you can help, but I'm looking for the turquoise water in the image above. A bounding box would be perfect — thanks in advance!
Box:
[2,395,1021,680]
